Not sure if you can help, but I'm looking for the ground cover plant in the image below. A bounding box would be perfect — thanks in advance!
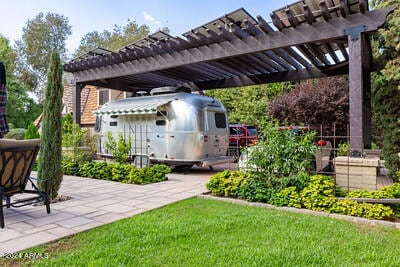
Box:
[207,171,399,220]
[2,197,400,266]
[61,160,170,185]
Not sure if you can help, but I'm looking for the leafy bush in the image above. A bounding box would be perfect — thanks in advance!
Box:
[105,132,132,164]
[110,163,133,182]
[331,200,393,220]
[125,165,171,185]
[270,186,302,208]
[300,175,336,211]
[62,114,88,147]
[282,172,310,192]
[24,123,40,139]
[238,175,275,202]
[78,161,107,178]
[337,142,350,156]
[4,128,26,140]
[381,183,400,198]
[247,121,316,179]
[61,159,169,185]
[347,189,394,199]
[62,160,80,176]
[206,170,248,197]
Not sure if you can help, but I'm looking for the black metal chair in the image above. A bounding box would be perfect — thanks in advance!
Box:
[0,139,50,228]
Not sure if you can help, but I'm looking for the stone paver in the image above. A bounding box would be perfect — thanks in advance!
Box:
[0,167,212,254]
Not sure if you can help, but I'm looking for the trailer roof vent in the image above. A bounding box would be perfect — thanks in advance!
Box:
[136,91,149,96]
[150,86,191,95]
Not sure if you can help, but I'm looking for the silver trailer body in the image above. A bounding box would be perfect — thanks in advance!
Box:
[94,90,231,167]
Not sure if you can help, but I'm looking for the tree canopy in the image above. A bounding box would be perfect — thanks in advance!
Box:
[205,83,286,126]
[0,35,42,128]
[74,20,150,57]
[370,0,400,181]
[268,77,349,138]
[14,12,71,100]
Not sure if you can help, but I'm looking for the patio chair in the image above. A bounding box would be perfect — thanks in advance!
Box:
[0,139,50,228]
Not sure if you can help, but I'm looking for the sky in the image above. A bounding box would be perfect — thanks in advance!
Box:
[0,0,291,58]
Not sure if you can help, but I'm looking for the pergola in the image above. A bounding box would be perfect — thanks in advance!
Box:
[63,0,393,154]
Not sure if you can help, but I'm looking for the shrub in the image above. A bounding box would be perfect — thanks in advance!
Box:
[206,170,247,197]
[381,183,400,198]
[62,114,95,162]
[142,164,171,184]
[331,200,393,220]
[62,114,88,147]
[105,132,132,164]
[62,160,80,176]
[78,161,107,178]
[125,165,170,185]
[270,186,302,208]
[347,189,394,199]
[24,123,40,139]
[110,163,133,182]
[238,175,275,202]
[282,172,310,192]
[337,142,350,156]
[247,121,316,179]
[61,158,169,185]
[300,175,336,211]
[4,128,26,140]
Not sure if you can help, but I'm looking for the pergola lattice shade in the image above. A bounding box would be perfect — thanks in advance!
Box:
[64,0,392,94]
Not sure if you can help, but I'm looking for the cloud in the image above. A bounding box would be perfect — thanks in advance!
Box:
[143,11,161,27]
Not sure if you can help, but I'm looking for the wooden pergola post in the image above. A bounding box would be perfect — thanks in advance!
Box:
[348,30,372,155]
[72,82,83,125]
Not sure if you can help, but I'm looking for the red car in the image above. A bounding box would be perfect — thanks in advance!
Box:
[228,124,258,158]
[229,124,258,147]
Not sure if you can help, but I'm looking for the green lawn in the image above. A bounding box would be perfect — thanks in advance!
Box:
[4,197,400,266]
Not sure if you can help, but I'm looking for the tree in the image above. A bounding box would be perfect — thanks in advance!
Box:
[268,77,349,138]
[74,20,150,56]
[38,51,64,200]
[205,83,286,126]
[0,35,42,128]
[370,0,400,181]
[14,13,71,100]
[0,35,16,76]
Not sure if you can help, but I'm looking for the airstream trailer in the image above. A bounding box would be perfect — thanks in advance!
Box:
[93,86,231,168]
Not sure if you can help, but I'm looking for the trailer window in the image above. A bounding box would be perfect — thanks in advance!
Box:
[156,120,166,126]
[215,113,227,128]
[157,111,167,117]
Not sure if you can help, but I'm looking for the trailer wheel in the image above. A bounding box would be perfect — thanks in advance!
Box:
[173,164,193,173]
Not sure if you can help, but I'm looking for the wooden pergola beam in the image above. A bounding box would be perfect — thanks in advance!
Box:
[69,8,392,83]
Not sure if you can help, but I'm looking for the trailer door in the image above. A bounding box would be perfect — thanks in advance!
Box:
[205,111,228,157]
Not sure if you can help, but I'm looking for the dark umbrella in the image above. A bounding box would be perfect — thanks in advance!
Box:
[0,61,9,138]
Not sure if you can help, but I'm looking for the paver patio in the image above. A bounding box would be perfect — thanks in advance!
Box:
[0,167,218,254]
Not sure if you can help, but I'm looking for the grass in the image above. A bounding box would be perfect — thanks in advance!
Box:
[3,197,400,266]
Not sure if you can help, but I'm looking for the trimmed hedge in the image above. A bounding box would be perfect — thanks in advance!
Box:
[61,160,170,185]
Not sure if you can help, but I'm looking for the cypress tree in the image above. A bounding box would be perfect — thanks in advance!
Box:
[38,51,64,199]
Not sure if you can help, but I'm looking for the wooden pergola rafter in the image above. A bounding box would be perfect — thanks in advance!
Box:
[64,0,393,154]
